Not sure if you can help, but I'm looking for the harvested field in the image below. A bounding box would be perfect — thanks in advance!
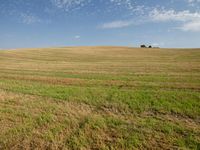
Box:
[0,46,200,149]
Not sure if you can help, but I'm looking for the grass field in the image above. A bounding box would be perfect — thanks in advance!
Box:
[0,46,200,149]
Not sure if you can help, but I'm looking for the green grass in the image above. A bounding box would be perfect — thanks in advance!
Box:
[0,46,200,149]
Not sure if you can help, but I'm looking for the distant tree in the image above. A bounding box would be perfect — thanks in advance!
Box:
[140,45,146,48]
[149,45,152,48]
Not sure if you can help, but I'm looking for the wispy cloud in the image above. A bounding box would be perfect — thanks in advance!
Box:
[149,9,200,32]
[50,0,145,15]
[100,20,134,29]
[150,9,200,22]
[100,8,200,32]
[20,13,41,24]
[51,0,136,10]
[180,21,200,31]
[187,0,200,4]
[110,0,135,10]
[74,35,81,39]
[51,0,89,11]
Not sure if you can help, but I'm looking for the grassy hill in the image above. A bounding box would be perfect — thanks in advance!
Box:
[0,46,200,149]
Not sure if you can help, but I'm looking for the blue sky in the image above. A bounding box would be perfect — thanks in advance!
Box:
[0,0,200,49]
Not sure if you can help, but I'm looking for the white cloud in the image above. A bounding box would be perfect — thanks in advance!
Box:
[20,13,41,24]
[74,35,80,39]
[150,9,200,22]
[109,0,145,14]
[110,0,134,10]
[100,20,133,29]
[50,0,143,14]
[187,0,200,3]
[51,0,89,11]
[150,9,200,32]
[180,21,200,31]
[187,0,200,7]
[100,8,200,32]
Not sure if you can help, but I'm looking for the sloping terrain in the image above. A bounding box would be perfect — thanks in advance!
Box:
[0,46,200,149]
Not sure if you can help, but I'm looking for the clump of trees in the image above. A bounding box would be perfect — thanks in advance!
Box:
[140,45,155,48]
[140,45,146,48]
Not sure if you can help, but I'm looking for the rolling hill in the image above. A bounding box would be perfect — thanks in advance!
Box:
[0,46,200,149]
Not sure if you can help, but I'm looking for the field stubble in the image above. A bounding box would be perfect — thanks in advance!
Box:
[0,47,200,149]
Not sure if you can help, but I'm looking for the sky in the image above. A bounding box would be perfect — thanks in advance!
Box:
[0,0,200,49]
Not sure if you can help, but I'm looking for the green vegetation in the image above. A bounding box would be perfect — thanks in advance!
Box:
[0,46,199,149]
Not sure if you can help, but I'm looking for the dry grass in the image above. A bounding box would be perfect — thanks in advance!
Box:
[0,46,200,149]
